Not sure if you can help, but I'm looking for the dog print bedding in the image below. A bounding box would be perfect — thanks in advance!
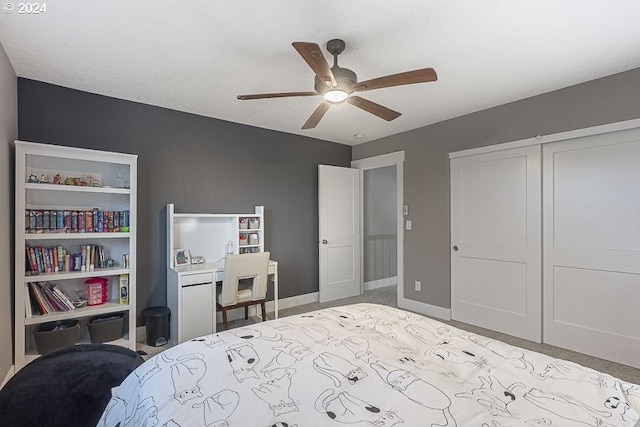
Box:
[98,303,640,427]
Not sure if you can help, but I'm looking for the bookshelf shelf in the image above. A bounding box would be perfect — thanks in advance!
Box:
[24,302,129,325]
[25,232,131,240]
[15,141,138,371]
[24,267,130,283]
[25,182,131,194]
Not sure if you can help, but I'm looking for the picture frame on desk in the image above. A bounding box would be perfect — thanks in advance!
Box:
[174,249,191,267]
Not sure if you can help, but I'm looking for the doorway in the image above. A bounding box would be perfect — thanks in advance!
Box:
[352,151,404,306]
[363,166,397,290]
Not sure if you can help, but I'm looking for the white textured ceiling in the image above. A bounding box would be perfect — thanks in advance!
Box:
[1,1,640,145]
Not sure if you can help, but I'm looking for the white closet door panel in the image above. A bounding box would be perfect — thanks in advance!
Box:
[451,145,541,342]
[552,142,640,251]
[553,266,640,339]
[458,258,527,315]
[459,156,528,246]
[544,127,640,368]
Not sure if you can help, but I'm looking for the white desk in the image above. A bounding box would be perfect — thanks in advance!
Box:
[167,260,278,344]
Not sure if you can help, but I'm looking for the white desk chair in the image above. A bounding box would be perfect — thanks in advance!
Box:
[217,252,270,330]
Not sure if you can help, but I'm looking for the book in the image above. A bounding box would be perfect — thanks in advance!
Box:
[43,210,50,232]
[41,283,66,312]
[86,210,93,233]
[28,282,47,315]
[63,210,71,231]
[35,210,43,233]
[78,211,85,233]
[51,285,75,311]
[119,274,129,304]
[34,247,43,273]
[50,210,57,231]
[71,211,78,232]
[24,286,32,317]
[57,245,64,272]
[27,246,38,273]
[53,247,59,272]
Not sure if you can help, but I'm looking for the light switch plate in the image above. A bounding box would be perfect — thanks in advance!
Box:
[405,220,412,230]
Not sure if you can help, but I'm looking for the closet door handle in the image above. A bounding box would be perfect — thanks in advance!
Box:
[321,239,328,245]
[452,245,459,251]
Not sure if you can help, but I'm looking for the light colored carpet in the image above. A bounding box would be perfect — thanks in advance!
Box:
[142,285,640,384]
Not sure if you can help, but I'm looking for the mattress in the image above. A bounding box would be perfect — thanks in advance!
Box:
[98,303,640,426]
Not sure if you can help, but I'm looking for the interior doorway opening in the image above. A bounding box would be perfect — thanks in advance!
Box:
[352,151,404,307]
[363,166,397,292]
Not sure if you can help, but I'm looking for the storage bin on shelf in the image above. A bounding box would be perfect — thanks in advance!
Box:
[85,277,108,305]
[88,313,125,343]
[33,319,80,355]
[248,233,259,245]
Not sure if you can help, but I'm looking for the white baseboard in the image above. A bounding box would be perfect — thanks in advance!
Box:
[1,365,15,390]
[398,296,451,321]
[364,277,397,291]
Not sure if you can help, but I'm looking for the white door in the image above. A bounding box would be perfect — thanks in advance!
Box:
[543,128,640,368]
[451,145,542,342]
[319,165,361,303]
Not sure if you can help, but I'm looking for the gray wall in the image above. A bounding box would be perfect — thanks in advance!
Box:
[18,79,352,322]
[353,67,640,309]
[0,43,17,377]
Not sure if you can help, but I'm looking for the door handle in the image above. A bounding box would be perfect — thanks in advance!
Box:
[452,245,459,251]
[321,239,328,245]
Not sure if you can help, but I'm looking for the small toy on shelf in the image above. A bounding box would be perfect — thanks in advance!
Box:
[191,255,205,264]
[64,177,75,185]
[87,175,101,187]
[52,173,62,185]
[40,174,49,183]
[28,174,38,183]
[73,177,87,186]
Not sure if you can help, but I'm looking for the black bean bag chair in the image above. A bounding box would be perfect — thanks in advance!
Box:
[0,344,144,427]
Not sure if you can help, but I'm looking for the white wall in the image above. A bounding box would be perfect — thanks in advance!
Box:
[0,41,17,381]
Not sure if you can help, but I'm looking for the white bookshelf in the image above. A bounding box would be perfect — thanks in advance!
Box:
[14,140,137,370]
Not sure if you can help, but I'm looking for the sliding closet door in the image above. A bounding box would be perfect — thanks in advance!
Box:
[451,145,541,342]
[543,128,640,368]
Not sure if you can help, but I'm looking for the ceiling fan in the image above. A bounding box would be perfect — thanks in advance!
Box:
[237,39,438,130]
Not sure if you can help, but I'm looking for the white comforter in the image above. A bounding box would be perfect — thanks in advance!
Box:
[98,303,640,427]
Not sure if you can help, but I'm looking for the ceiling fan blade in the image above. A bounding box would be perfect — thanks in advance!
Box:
[352,68,437,92]
[347,96,401,121]
[292,42,337,87]
[237,91,318,100]
[302,101,331,129]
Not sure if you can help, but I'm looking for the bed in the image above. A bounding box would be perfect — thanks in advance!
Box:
[98,303,640,427]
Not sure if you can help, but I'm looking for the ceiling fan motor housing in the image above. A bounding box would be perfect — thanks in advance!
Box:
[315,66,357,94]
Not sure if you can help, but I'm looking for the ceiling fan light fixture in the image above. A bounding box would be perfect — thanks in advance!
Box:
[323,89,349,103]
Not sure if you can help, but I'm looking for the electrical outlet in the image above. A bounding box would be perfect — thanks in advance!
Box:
[414,281,421,291]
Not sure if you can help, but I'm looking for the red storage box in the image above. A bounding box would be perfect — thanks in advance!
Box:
[85,277,108,305]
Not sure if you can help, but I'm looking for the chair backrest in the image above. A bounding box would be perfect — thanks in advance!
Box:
[219,251,270,307]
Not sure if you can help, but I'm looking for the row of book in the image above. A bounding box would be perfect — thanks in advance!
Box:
[28,281,78,315]
[25,209,130,234]
[26,244,109,275]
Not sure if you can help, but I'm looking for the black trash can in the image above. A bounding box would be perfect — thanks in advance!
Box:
[143,306,170,347]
